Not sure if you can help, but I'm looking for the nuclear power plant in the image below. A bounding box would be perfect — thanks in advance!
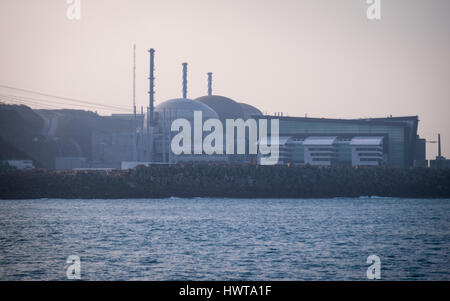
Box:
[114,48,266,168]
[0,46,442,170]
[79,47,428,170]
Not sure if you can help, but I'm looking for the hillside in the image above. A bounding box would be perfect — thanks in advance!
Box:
[0,103,133,168]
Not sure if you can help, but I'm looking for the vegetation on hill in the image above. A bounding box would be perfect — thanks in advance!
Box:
[0,104,132,168]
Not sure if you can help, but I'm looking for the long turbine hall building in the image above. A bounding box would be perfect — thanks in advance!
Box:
[256,115,422,168]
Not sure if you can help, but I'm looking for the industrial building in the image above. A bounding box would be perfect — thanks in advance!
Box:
[430,134,450,169]
[255,115,422,167]
[0,160,34,170]
[0,46,432,171]
[85,47,427,169]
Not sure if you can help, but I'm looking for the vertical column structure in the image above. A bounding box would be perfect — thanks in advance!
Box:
[162,109,167,163]
[182,62,188,99]
[148,49,155,127]
[133,45,137,117]
[207,72,213,96]
[132,44,137,161]
[438,134,442,158]
[147,48,156,163]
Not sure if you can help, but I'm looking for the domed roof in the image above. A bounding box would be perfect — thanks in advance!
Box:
[155,98,218,120]
[239,102,263,119]
[195,95,245,120]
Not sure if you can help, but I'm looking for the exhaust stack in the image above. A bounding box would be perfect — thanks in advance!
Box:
[207,72,213,96]
[438,134,442,158]
[148,48,155,127]
[182,62,188,99]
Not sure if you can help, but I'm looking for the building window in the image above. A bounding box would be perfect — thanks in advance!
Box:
[308,148,335,151]
[358,153,382,157]
[360,158,381,162]
[356,147,382,152]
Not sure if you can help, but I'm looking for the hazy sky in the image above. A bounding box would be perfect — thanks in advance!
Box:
[0,0,449,159]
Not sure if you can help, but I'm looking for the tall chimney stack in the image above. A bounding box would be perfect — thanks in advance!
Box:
[207,72,213,96]
[148,49,155,127]
[438,133,442,158]
[182,62,188,99]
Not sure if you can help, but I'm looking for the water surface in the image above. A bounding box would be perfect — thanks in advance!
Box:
[0,198,448,280]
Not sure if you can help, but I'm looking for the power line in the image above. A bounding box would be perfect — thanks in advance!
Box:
[0,93,129,112]
[0,92,130,112]
[0,83,130,111]
[0,95,66,110]
[0,83,130,112]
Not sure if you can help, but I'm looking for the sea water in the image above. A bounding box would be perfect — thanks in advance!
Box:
[0,198,448,280]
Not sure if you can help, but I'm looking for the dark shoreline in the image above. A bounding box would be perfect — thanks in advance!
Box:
[1,165,449,200]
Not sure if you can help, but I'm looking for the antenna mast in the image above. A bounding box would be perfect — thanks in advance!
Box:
[133,44,136,116]
[132,44,137,161]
